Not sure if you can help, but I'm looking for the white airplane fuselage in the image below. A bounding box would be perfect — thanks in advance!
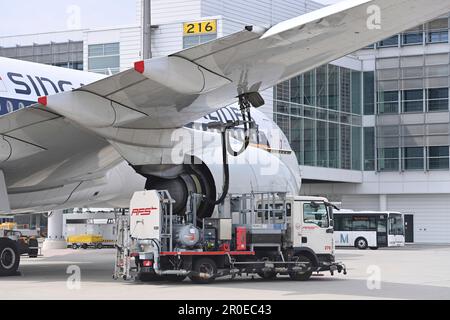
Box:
[0,57,301,214]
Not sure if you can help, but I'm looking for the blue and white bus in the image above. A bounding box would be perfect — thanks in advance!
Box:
[333,210,405,250]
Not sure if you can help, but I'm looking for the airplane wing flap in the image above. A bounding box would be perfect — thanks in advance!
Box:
[78,68,146,98]
[0,105,60,135]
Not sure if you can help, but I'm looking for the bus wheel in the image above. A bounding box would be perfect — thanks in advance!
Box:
[355,238,368,250]
[0,238,20,277]
[289,254,313,281]
[189,258,217,284]
[369,247,378,250]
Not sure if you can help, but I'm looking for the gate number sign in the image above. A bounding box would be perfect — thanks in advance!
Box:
[184,20,217,35]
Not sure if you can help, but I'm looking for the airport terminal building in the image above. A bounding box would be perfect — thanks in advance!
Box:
[1,0,450,243]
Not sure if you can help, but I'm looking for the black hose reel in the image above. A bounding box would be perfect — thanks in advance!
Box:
[207,92,265,205]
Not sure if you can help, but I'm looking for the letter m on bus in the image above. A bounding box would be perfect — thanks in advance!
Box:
[340,233,349,244]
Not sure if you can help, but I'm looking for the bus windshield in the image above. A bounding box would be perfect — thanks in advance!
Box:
[388,214,404,236]
[303,202,329,228]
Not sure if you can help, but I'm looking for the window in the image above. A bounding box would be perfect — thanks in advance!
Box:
[316,65,328,108]
[428,146,449,170]
[427,18,449,44]
[401,27,423,45]
[402,89,423,113]
[352,216,377,231]
[88,43,120,75]
[183,33,217,49]
[403,147,424,170]
[351,71,362,115]
[378,148,399,171]
[428,88,449,112]
[388,214,404,236]
[328,65,339,110]
[334,215,352,231]
[328,122,339,168]
[364,127,375,171]
[363,72,375,115]
[378,35,399,48]
[303,70,316,106]
[303,202,329,228]
[304,119,316,166]
[378,90,399,114]
[317,121,328,167]
[352,126,362,170]
[290,76,302,104]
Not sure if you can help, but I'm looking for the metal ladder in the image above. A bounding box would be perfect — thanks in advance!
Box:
[113,211,132,280]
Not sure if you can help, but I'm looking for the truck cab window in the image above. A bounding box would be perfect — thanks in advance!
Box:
[303,202,329,228]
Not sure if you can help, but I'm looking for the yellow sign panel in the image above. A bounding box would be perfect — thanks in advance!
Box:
[184,20,217,35]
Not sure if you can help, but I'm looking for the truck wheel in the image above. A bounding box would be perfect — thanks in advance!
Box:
[0,238,20,277]
[82,244,88,250]
[96,243,103,250]
[189,258,217,284]
[28,239,39,258]
[257,271,277,280]
[28,250,39,258]
[164,275,187,282]
[72,244,79,250]
[289,254,313,281]
[355,238,368,250]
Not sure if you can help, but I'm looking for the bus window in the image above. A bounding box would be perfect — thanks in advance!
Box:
[389,214,404,235]
[334,215,352,231]
[303,202,329,228]
[377,217,387,233]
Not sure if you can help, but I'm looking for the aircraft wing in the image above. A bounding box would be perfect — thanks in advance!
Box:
[58,0,450,131]
[1,0,450,196]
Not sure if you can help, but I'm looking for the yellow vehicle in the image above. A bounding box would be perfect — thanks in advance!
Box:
[0,222,17,230]
[67,234,106,250]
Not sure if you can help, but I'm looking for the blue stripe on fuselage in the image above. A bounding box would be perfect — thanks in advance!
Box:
[0,97,36,116]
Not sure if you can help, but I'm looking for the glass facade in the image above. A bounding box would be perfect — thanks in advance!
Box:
[377,17,449,48]
[276,15,450,175]
[0,41,83,70]
[88,43,120,75]
[376,53,450,115]
[274,64,363,171]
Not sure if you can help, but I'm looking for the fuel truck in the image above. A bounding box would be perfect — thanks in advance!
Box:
[114,190,346,284]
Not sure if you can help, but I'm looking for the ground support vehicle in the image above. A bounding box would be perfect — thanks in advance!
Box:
[114,190,346,283]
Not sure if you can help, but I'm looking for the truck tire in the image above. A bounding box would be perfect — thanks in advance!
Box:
[28,239,39,258]
[0,238,20,277]
[72,244,79,250]
[289,254,313,281]
[82,243,88,250]
[355,237,368,250]
[96,243,103,250]
[189,258,217,284]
